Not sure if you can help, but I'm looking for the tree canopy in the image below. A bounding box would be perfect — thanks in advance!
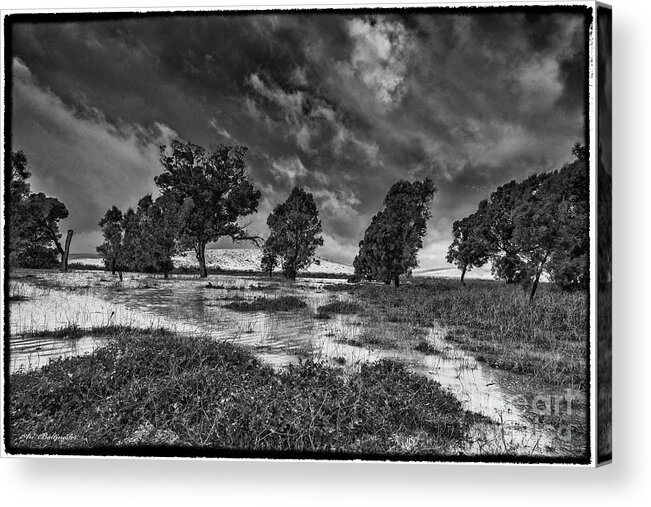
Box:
[138,194,191,278]
[97,206,126,279]
[96,194,189,279]
[354,178,437,287]
[446,206,492,284]
[262,187,323,280]
[155,140,261,277]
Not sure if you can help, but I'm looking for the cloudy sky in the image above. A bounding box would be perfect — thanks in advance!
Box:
[8,7,588,267]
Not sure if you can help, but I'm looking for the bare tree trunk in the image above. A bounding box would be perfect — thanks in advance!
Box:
[197,242,208,278]
[529,258,547,302]
[60,230,73,272]
[393,274,400,288]
[461,263,467,285]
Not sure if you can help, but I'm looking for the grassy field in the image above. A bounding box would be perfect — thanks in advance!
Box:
[8,326,481,456]
[7,270,588,457]
[326,278,588,390]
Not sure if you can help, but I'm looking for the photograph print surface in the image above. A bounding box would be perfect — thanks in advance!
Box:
[3,4,597,463]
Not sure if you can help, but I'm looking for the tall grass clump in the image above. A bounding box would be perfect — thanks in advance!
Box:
[8,327,473,456]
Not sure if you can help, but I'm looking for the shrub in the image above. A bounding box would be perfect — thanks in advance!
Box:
[12,245,59,269]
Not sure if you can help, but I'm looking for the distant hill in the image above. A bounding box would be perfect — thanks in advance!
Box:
[175,248,354,275]
[68,253,102,259]
[412,264,497,280]
[71,248,354,276]
[71,249,544,282]
[412,264,550,282]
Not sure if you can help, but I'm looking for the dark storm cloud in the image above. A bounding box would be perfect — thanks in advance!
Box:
[8,8,588,265]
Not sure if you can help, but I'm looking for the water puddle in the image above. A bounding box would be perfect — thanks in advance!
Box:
[6,270,586,457]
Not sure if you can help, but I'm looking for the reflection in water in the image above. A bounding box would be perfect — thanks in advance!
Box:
[8,270,586,457]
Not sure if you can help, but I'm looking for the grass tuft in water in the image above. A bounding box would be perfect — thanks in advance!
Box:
[317,301,363,315]
[223,296,307,312]
[413,339,442,355]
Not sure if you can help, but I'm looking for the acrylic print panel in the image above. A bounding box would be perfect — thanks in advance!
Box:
[2,3,607,465]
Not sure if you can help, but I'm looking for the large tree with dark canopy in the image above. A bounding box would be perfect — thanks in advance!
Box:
[262,187,323,280]
[155,140,261,277]
[354,178,437,287]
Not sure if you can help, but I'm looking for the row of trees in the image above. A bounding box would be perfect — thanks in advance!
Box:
[98,141,262,278]
[446,145,589,300]
[260,179,438,287]
[97,194,190,279]
[96,139,435,286]
[10,141,590,300]
[8,151,73,270]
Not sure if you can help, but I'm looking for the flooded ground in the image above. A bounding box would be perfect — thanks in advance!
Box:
[6,269,587,458]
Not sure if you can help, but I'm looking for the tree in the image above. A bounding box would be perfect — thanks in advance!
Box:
[9,151,73,270]
[354,178,437,287]
[262,187,323,280]
[138,194,190,278]
[129,194,155,272]
[97,206,125,279]
[446,145,588,300]
[260,243,279,278]
[120,207,140,272]
[511,191,560,301]
[10,150,31,207]
[535,154,589,293]
[17,193,72,271]
[480,173,551,283]
[446,207,492,284]
[155,141,261,277]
